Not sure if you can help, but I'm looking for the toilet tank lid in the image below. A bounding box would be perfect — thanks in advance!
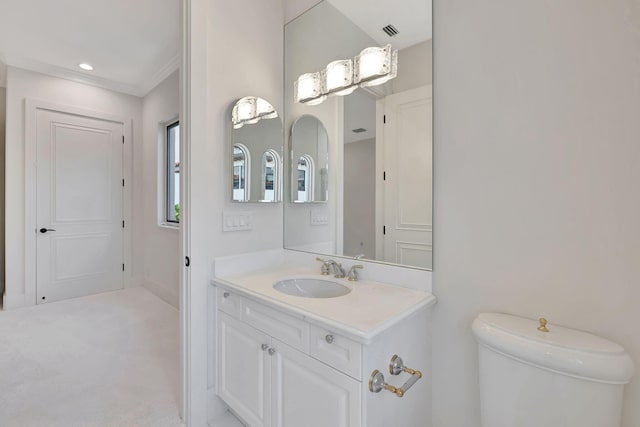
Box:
[472,313,635,384]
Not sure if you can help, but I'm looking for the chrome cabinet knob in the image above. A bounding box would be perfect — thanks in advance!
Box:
[261,344,269,351]
[268,347,276,356]
[325,334,334,344]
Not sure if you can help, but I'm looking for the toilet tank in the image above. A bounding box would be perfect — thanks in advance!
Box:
[472,313,634,427]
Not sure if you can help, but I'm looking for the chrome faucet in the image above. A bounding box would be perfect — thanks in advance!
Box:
[315,257,346,278]
[315,257,331,275]
[347,265,363,281]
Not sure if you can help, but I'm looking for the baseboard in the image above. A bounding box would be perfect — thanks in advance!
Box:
[143,278,179,309]
[207,387,229,425]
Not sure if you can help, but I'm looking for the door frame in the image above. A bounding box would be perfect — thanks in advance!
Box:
[24,99,133,307]
[179,0,211,425]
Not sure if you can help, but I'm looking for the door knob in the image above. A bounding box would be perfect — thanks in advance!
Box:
[39,228,56,233]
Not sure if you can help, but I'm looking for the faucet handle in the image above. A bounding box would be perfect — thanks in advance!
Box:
[347,264,364,281]
[315,257,330,275]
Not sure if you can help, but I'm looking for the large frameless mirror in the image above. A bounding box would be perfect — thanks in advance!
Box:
[283,0,433,269]
[230,96,283,203]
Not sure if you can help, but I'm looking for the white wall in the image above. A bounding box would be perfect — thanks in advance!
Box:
[204,0,284,260]
[284,0,321,23]
[142,70,180,308]
[433,1,640,426]
[343,138,375,258]
[0,87,5,296]
[189,0,284,421]
[3,67,143,309]
[393,39,433,93]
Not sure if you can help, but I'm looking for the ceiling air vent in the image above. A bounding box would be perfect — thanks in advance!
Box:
[382,24,399,37]
[352,128,366,133]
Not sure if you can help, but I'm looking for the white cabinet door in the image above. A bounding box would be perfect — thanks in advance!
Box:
[270,339,361,427]
[218,312,272,427]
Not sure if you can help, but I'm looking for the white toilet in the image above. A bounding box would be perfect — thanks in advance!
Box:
[473,313,635,427]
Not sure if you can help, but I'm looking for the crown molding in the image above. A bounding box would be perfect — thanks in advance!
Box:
[0,53,178,97]
[138,54,180,96]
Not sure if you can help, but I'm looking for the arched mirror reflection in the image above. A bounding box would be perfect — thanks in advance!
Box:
[290,115,329,203]
[230,96,283,203]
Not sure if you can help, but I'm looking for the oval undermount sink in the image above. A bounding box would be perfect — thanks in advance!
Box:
[273,278,351,298]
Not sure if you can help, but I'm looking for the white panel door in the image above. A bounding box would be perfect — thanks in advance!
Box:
[218,312,272,427]
[271,339,361,427]
[36,109,124,303]
[381,86,433,269]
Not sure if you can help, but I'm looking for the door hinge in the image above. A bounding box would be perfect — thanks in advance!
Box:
[383,225,386,235]
[122,135,125,144]
[122,264,125,271]
[185,256,190,267]
[122,220,125,228]
[383,115,386,124]
[383,171,386,181]
[122,179,125,187]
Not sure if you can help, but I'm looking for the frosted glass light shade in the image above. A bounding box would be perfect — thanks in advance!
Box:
[323,59,356,96]
[295,72,324,104]
[354,44,398,87]
[233,97,257,126]
[256,97,278,119]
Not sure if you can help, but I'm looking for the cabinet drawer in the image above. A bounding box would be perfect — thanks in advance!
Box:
[217,288,242,318]
[243,299,309,353]
[309,325,362,380]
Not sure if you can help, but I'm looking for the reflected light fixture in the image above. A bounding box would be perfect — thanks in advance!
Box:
[294,44,398,105]
[78,63,94,71]
[256,97,278,119]
[232,96,279,129]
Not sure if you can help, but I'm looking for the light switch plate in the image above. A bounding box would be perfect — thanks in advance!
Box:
[223,211,253,232]
[310,209,329,226]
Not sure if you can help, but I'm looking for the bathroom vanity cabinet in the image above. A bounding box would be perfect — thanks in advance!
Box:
[214,279,435,427]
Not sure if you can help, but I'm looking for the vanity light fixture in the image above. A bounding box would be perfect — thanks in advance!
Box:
[294,72,327,105]
[294,44,398,105]
[354,44,397,87]
[232,96,279,129]
[78,63,94,71]
[323,59,356,96]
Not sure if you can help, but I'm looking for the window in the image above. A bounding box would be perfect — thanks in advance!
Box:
[260,149,281,202]
[232,143,250,202]
[296,155,314,202]
[166,121,180,223]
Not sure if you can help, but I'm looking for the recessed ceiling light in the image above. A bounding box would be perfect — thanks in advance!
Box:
[78,63,94,71]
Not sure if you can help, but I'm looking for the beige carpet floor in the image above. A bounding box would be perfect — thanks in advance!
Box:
[0,287,183,427]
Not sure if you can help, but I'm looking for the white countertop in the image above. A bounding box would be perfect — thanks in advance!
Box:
[211,265,436,343]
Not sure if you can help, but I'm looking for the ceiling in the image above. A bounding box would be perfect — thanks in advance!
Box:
[0,0,180,96]
[327,0,432,50]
